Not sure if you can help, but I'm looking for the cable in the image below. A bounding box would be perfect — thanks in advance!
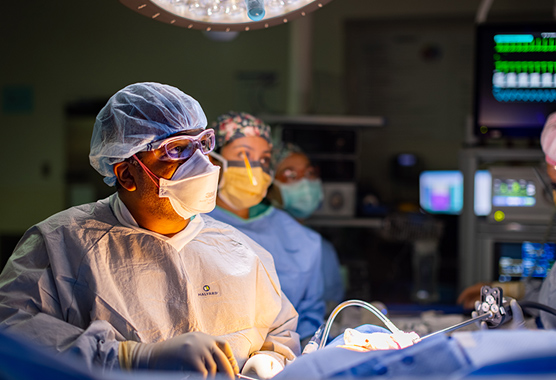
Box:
[519,300,556,317]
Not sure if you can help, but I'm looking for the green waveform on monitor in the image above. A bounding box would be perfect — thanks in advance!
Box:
[495,36,556,53]
[494,61,556,73]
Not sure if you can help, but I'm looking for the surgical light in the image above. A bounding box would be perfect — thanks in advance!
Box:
[119,0,333,32]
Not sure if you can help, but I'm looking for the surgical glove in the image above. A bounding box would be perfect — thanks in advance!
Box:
[241,353,285,379]
[119,331,239,379]
[508,299,526,330]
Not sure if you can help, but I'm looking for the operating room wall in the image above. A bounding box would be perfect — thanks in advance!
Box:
[0,0,554,249]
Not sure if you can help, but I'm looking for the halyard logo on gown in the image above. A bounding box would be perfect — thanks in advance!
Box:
[199,284,219,297]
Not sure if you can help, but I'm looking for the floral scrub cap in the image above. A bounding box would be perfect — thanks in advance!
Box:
[212,111,272,150]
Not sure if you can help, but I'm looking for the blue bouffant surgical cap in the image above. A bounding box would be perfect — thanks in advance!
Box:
[89,82,207,186]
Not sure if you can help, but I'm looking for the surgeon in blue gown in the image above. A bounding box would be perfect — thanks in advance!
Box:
[207,112,325,342]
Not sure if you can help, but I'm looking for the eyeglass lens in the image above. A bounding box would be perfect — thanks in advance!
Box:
[164,132,215,160]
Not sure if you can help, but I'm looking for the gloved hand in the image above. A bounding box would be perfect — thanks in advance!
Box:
[119,331,239,379]
[508,299,526,329]
[472,299,526,330]
[241,353,285,379]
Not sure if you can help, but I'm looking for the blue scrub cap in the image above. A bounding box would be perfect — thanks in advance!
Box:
[272,142,305,167]
[89,82,207,186]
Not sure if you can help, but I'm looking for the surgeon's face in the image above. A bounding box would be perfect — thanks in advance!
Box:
[219,136,272,171]
[275,152,318,184]
[132,128,205,220]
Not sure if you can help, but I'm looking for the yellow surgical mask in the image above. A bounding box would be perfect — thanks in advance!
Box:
[210,152,273,210]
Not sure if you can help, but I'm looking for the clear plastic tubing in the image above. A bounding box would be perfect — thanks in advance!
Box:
[318,300,402,350]
[245,0,265,21]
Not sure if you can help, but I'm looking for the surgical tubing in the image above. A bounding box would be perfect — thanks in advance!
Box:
[318,300,402,350]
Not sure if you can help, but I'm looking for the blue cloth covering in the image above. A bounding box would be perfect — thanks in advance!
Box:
[208,204,325,339]
[276,327,556,379]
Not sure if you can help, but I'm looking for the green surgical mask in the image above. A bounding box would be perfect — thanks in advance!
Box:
[276,178,324,219]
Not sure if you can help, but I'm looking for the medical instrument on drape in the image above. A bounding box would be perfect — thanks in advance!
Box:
[419,311,494,341]
[304,290,545,353]
[421,286,514,340]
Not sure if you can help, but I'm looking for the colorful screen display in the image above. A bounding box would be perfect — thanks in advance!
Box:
[491,177,536,207]
[475,23,556,137]
[419,170,491,215]
[420,171,463,215]
[497,242,555,282]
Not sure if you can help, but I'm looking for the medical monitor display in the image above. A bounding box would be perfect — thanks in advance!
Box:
[419,170,491,216]
[474,23,556,138]
[419,171,463,215]
[492,178,536,207]
[496,242,555,282]
[488,166,554,223]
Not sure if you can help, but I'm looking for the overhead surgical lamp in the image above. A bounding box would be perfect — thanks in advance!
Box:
[119,0,333,32]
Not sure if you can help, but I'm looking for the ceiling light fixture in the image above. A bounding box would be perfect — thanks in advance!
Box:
[119,0,333,32]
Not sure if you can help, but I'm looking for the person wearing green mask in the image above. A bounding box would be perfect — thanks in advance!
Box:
[270,143,325,219]
[269,142,345,312]
[207,112,325,344]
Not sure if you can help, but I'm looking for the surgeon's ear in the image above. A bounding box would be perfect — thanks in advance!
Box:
[113,161,137,192]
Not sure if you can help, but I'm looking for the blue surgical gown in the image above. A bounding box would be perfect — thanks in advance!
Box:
[321,238,344,305]
[208,204,325,340]
[0,195,300,371]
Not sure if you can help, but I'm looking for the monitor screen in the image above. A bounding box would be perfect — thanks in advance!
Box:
[492,177,537,207]
[474,22,556,138]
[419,170,491,215]
[419,171,463,215]
[487,166,554,223]
[496,241,555,282]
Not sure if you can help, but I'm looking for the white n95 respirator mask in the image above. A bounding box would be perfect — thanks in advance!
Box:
[134,150,220,220]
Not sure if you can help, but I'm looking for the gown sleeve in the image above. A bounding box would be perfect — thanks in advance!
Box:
[257,290,301,362]
[0,227,123,370]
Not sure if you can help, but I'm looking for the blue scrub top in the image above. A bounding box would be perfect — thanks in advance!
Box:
[320,237,345,305]
[208,204,325,339]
